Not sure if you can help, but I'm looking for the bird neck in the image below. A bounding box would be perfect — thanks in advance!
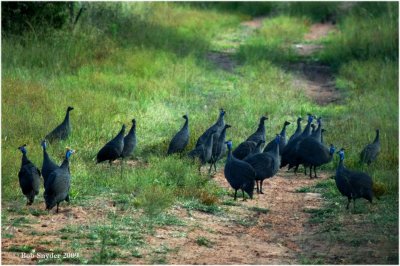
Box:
[60,158,70,169]
[21,153,29,166]
[227,147,232,161]
[374,130,380,143]
[183,118,188,129]
[128,123,136,136]
[302,120,312,136]
[219,127,227,140]
[256,120,265,134]
[296,120,302,133]
[216,114,224,127]
[64,109,71,124]
[320,133,324,144]
[337,159,345,171]
[280,123,288,137]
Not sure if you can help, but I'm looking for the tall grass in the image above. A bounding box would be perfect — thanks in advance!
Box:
[2,2,398,214]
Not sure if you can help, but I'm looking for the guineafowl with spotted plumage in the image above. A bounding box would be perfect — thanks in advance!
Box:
[188,129,217,169]
[264,121,290,155]
[168,115,189,155]
[246,116,268,144]
[245,135,280,194]
[40,139,59,186]
[196,108,225,147]
[360,129,381,165]
[97,124,125,165]
[243,140,265,160]
[44,148,75,213]
[233,140,263,160]
[121,119,137,159]
[288,117,302,144]
[336,148,373,210]
[209,124,231,173]
[18,145,41,205]
[45,106,74,142]
[281,114,314,169]
[224,140,256,200]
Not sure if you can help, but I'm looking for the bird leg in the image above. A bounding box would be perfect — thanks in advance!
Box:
[256,181,260,194]
[234,190,237,201]
[259,180,264,194]
[120,159,124,178]
[346,197,351,209]
[309,166,313,179]
[294,165,299,175]
[213,161,217,172]
[304,166,307,176]
[56,203,59,213]
[313,166,317,178]
[242,190,246,201]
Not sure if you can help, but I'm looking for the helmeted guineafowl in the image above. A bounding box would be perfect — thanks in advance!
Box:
[168,114,189,155]
[246,116,268,144]
[188,129,217,169]
[288,117,302,144]
[18,145,41,205]
[310,117,322,142]
[233,140,261,160]
[336,148,373,210]
[44,148,75,213]
[243,140,265,160]
[310,124,316,135]
[224,140,256,200]
[360,129,381,165]
[281,114,314,169]
[45,106,74,142]
[121,119,137,159]
[41,139,59,186]
[295,139,336,178]
[97,124,125,165]
[196,108,225,147]
[264,121,290,155]
[209,124,231,173]
[245,135,280,194]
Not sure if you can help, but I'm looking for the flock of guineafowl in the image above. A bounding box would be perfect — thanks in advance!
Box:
[18,106,381,213]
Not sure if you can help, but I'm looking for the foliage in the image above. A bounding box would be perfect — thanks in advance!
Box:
[2,2,70,35]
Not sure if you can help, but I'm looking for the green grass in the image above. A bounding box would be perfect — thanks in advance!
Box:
[196,236,213,248]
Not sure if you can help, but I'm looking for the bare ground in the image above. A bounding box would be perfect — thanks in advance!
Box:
[2,170,327,264]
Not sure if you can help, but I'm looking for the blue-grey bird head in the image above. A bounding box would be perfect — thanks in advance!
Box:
[284,121,291,126]
[297,117,303,123]
[182,114,188,120]
[220,108,225,116]
[311,124,316,130]
[67,106,74,112]
[225,124,232,129]
[225,140,232,149]
[275,134,280,144]
[307,113,314,123]
[65,148,76,159]
[18,144,27,154]
[41,140,47,149]
[337,148,345,160]
[317,117,322,125]
[261,116,268,121]
[131,119,136,128]
[329,144,335,155]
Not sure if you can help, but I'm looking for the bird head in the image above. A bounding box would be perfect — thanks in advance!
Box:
[18,144,27,154]
[220,108,226,116]
[311,124,316,130]
[182,114,188,120]
[225,124,232,129]
[329,144,336,155]
[225,140,233,149]
[307,113,314,123]
[261,116,268,122]
[317,117,322,125]
[284,121,291,126]
[67,106,74,112]
[65,147,76,159]
[337,148,345,160]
